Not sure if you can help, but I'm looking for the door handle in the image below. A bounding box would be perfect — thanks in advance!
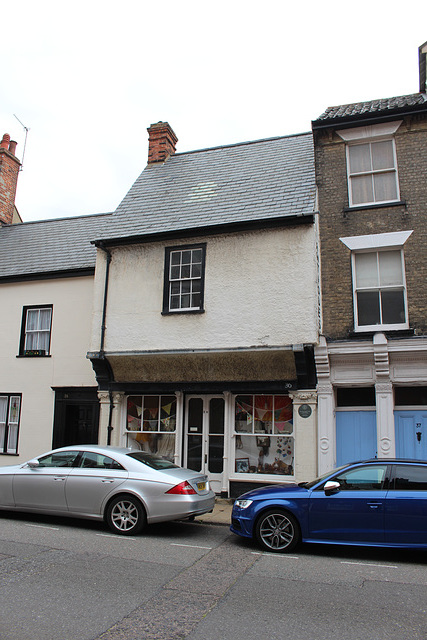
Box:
[101,479,114,483]
[53,477,66,481]
[367,502,382,509]
[416,431,422,442]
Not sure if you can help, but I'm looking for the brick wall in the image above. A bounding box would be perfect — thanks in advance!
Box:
[315,115,427,339]
[0,133,20,225]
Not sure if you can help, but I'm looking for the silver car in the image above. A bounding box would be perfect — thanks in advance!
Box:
[0,445,215,535]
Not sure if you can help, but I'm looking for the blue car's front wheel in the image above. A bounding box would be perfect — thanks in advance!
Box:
[255,509,300,552]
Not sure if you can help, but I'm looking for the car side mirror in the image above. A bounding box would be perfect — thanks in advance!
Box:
[324,480,340,495]
[27,459,40,468]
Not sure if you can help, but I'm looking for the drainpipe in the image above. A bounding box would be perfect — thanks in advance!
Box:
[98,242,114,445]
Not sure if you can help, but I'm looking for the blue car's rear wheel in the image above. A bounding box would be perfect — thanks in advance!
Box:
[106,495,146,535]
[255,509,300,552]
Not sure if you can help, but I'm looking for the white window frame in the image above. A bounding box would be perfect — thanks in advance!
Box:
[341,231,413,333]
[337,121,402,208]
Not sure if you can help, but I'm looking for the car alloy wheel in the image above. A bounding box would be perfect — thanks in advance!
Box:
[106,495,146,535]
[255,509,300,552]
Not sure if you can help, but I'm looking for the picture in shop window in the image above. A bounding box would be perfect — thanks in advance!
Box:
[234,395,293,475]
[126,395,176,462]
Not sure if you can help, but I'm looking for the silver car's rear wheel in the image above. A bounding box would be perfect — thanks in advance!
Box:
[106,495,146,535]
[255,509,300,552]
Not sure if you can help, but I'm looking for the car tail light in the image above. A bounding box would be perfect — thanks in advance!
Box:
[166,481,197,495]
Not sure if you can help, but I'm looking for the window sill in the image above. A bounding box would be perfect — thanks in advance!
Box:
[348,328,415,339]
[0,452,19,456]
[344,200,406,213]
[16,354,51,358]
[162,309,205,316]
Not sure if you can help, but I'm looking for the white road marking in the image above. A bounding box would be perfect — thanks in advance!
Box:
[251,552,300,559]
[341,561,398,569]
[171,543,212,549]
[96,533,137,540]
[25,524,60,531]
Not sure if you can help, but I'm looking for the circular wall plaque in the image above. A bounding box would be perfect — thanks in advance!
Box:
[298,404,312,418]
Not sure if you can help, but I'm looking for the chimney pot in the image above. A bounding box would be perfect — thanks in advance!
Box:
[8,140,18,156]
[147,121,178,164]
[1,133,10,149]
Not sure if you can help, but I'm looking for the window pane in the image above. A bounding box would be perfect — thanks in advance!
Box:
[274,396,293,434]
[181,251,191,264]
[335,465,387,490]
[381,290,406,324]
[379,251,403,286]
[9,397,20,423]
[181,280,191,294]
[191,292,201,308]
[191,263,201,278]
[39,308,52,331]
[171,252,181,265]
[143,396,159,431]
[0,397,7,423]
[234,435,294,475]
[192,249,202,264]
[235,396,253,432]
[170,265,180,280]
[170,296,180,310]
[127,396,142,431]
[26,309,38,331]
[181,294,191,308]
[351,174,374,205]
[394,465,427,490]
[357,291,380,326]
[371,140,395,171]
[160,396,176,432]
[348,144,371,173]
[373,172,398,201]
[181,264,191,279]
[355,253,378,288]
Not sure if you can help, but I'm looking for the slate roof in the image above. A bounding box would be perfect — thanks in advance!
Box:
[0,213,111,280]
[313,92,427,127]
[95,132,316,244]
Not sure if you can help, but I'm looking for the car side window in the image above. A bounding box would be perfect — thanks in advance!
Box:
[392,465,427,491]
[333,465,387,491]
[79,452,125,470]
[38,451,79,467]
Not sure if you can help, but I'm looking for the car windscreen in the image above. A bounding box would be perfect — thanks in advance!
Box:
[127,451,179,470]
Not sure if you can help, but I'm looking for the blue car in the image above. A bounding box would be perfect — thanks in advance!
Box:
[230,459,427,552]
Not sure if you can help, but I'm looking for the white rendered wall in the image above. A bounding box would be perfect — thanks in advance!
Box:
[0,276,97,465]
[90,225,319,354]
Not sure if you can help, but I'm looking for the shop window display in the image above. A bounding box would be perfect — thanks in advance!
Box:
[126,395,176,461]
[234,395,294,475]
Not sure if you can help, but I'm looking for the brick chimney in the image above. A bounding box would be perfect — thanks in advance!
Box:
[147,122,178,164]
[0,133,21,225]
[419,41,427,93]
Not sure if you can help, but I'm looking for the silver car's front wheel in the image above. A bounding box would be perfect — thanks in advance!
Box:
[255,509,300,552]
[106,495,146,535]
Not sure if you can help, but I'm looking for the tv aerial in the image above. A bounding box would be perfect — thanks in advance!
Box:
[13,114,29,171]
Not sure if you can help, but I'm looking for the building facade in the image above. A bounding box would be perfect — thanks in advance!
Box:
[88,123,319,497]
[313,42,427,473]
[0,208,110,464]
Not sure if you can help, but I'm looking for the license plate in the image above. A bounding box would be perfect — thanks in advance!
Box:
[197,482,206,491]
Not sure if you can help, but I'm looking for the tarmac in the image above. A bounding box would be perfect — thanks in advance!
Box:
[194,497,233,525]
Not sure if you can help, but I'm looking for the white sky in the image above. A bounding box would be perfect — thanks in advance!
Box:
[1,0,426,222]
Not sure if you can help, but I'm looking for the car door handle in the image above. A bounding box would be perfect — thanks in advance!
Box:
[367,502,382,509]
[101,479,114,483]
[54,477,66,481]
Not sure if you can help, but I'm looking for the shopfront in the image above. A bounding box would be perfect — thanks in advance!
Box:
[120,390,317,497]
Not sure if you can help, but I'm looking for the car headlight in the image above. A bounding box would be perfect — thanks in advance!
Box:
[235,499,253,509]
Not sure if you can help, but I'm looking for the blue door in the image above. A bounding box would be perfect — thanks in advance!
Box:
[395,411,427,459]
[336,411,377,466]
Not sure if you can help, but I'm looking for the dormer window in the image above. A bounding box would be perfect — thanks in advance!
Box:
[337,121,402,208]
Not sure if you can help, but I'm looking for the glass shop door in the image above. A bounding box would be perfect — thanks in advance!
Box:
[184,395,225,494]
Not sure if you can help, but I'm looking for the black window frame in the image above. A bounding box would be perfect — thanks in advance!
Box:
[162,244,206,315]
[18,304,53,357]
[0,393,22,455]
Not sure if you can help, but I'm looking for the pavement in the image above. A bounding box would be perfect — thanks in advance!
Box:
[195,498,233,525]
